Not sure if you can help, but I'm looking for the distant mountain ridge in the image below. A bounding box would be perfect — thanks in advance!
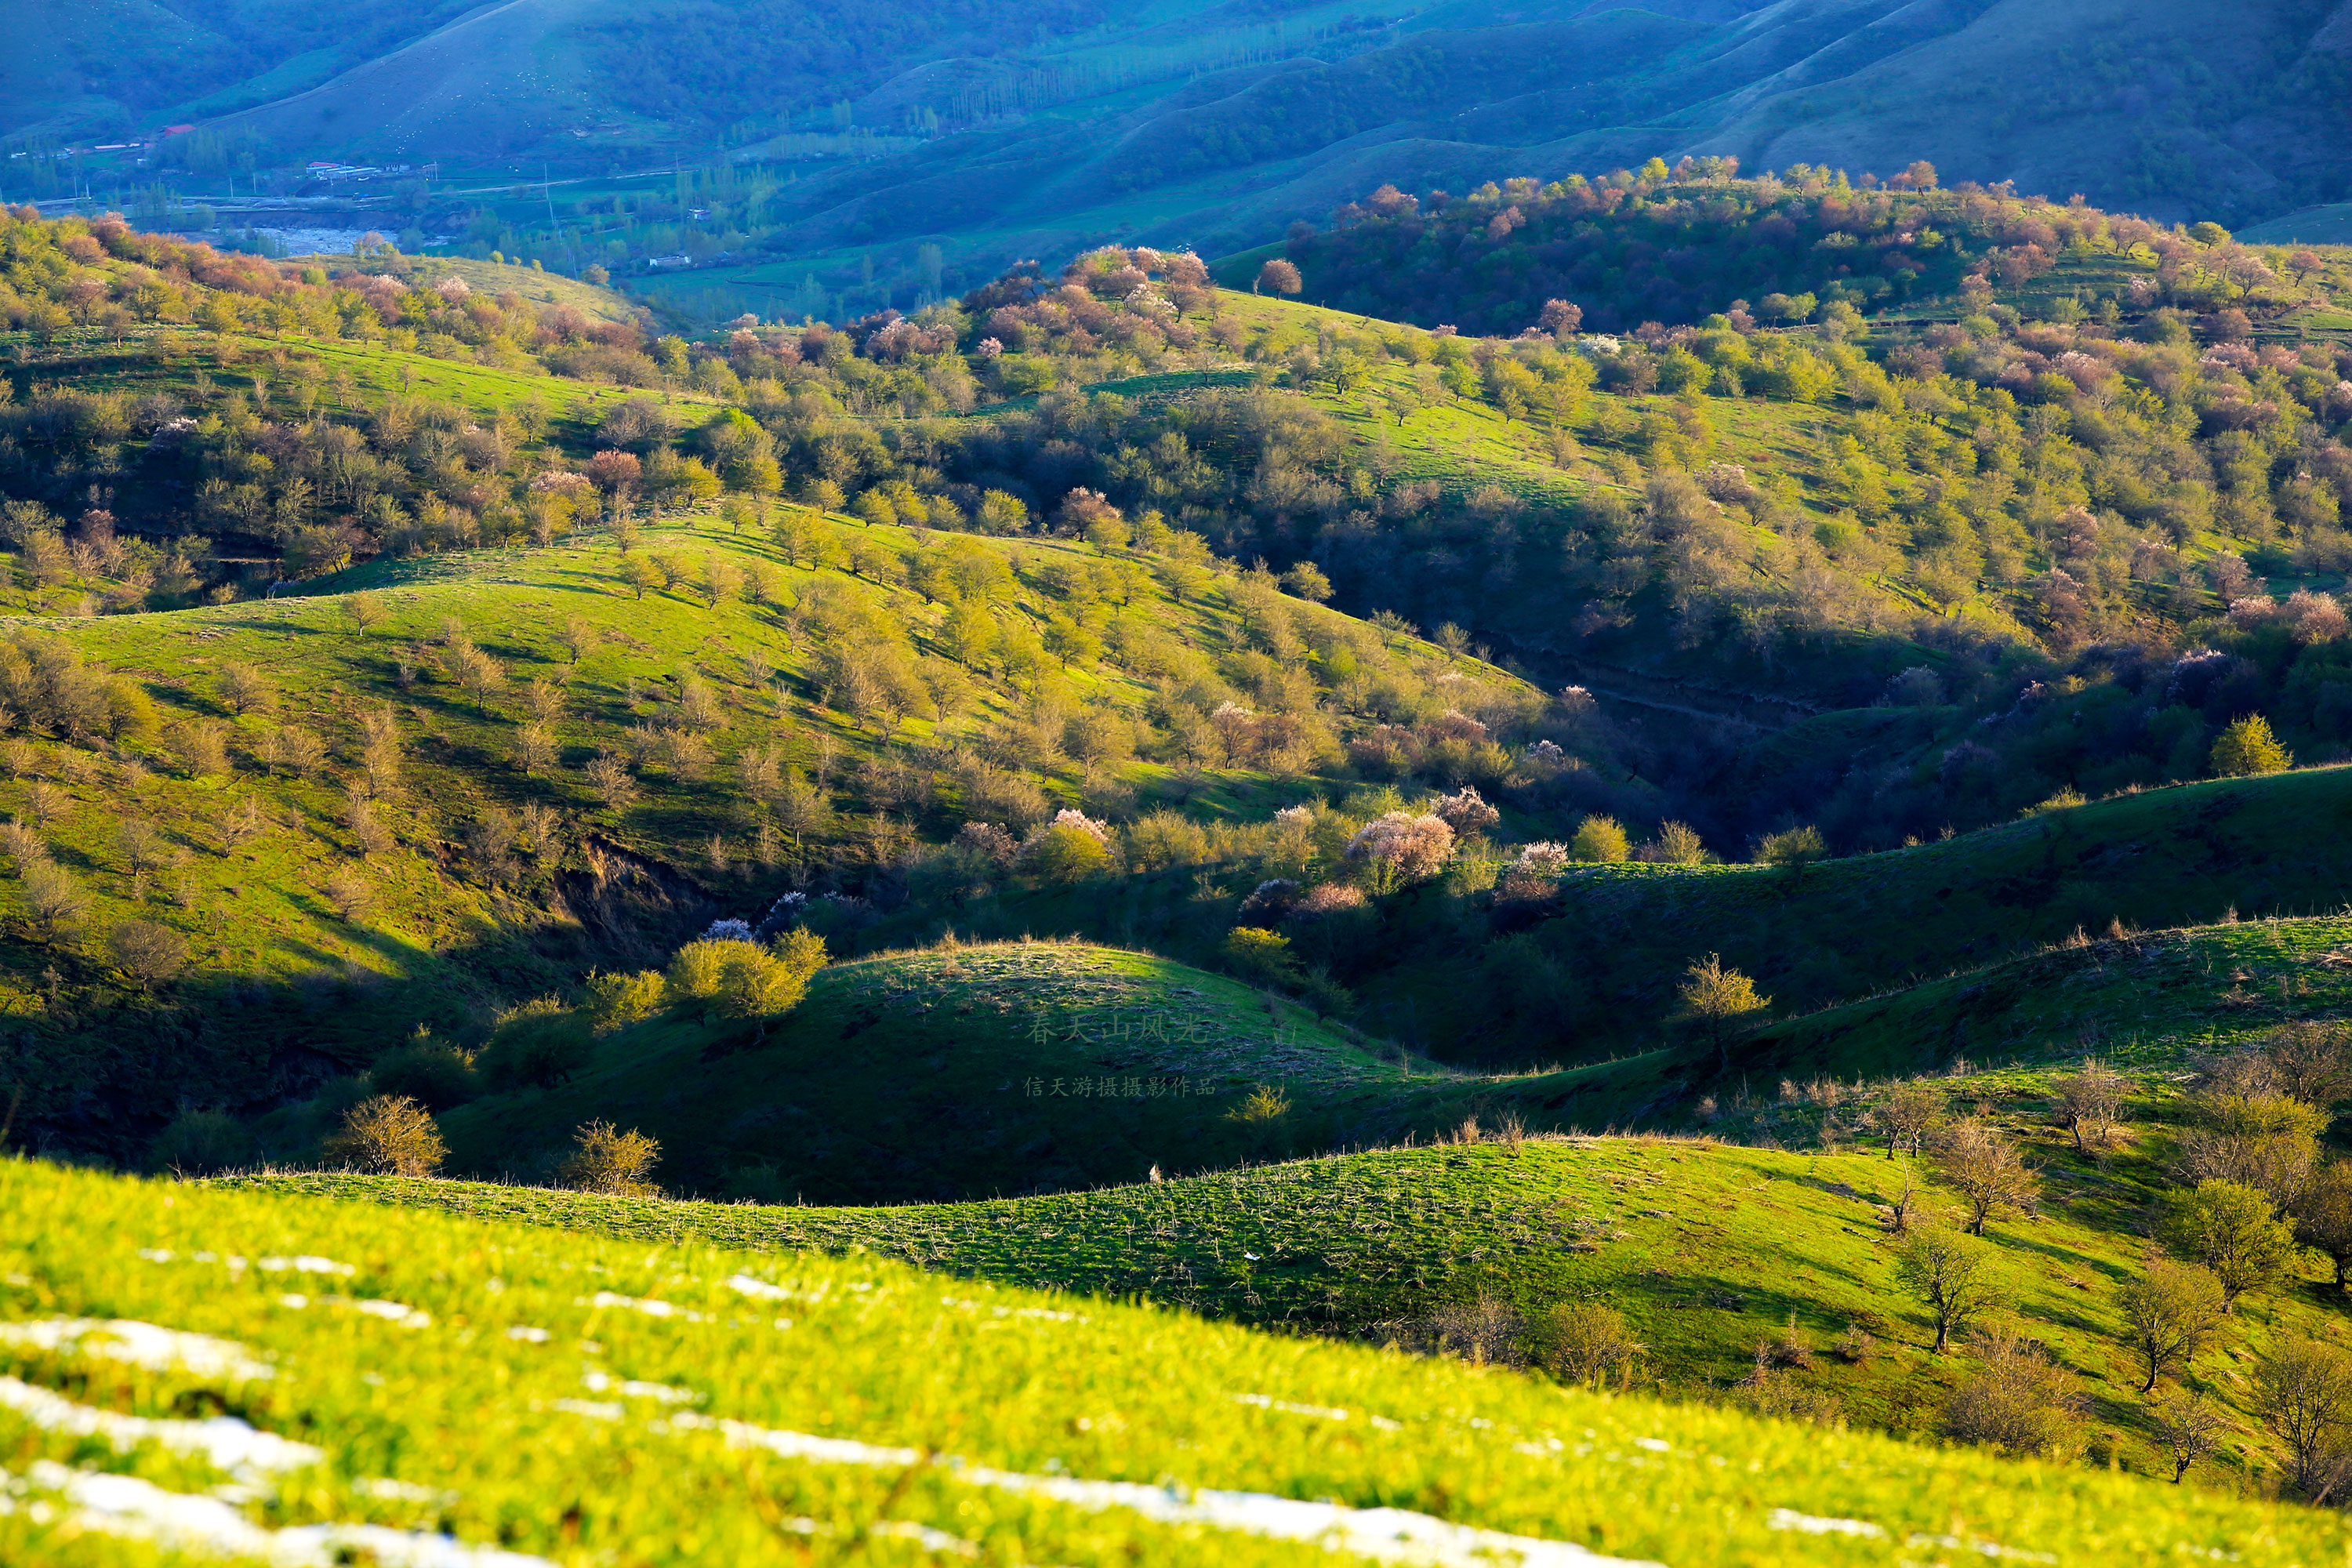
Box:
[9,0,2351,283]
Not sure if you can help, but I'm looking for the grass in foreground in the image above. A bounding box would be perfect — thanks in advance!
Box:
[13,1156,2350,1566]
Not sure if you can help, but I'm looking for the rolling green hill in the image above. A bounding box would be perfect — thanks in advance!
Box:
[847,767,2352,1072]
[9,1155,2343,1566]
[0,500,1542,1163]
[425,939,1498,1203]
[257,1086,2352,1493]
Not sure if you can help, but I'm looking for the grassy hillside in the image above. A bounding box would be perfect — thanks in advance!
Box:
[263,1102,2352,1494]
[10,1156,2345,1565]
[426,939,1504,1202]
[349,255,648,326]
[0,503,1541,1160]
[846,766,2352,1071]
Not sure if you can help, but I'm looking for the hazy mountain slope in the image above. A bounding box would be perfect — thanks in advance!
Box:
[27,0,2348,289]
[1690,0,2347,223]
[203,0,635,162]
[0,0,492,143]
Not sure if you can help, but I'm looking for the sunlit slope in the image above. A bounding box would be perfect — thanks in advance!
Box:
[262,1120,2352,1496]
[8,1156,2338,1565]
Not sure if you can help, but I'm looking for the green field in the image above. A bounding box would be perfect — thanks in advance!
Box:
[252,1086,2352,1499]
[9,1155,2350,1566]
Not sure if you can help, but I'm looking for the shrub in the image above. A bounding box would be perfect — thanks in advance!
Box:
[952,820,1022,868]
[323,1094,445,1177]
[1649,821,1708,864]
[584,969,666,1036]
[147,1109,255,1175]
[1497,841,1569,900]
[107,918,189,988]
[1408,1297,1524,1367]
[1567,814,1629,863]
[1755,824,1828,876]
[1229,1083,1292,1124]
[323,866,374,923]
[1942,1327,2088,1460]
[1535,1301,1645,1388]
[1119,810,1205,871]
[1344,811,1454,891]
[1020,821,1110,883]
[1222,926,1301,985]
[477,997,594,1091]
[1733,1368,1843,1425]
[1432,785,1500,837]
[557,1120,661,1196]
[2174,1089,2326,1208]
[1237,878,1301,918]
[665,934,827,1028]
[2159,1179,2298,1308]
[2209,713,2290,776]
[367,1033,480,1111]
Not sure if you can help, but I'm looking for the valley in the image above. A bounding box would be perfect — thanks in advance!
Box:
[7,140,2352,1561]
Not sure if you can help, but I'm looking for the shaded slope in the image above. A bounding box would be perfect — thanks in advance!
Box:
[869,767,2352,1069]
[430,939,1624,1203]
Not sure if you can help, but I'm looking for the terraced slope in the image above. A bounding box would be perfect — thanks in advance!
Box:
[12,1156,2345,1566]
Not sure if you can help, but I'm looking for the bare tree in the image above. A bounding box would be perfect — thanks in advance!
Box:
[2296,1160,2352,1290]
[1875,1078,1944,1159]
[1938,1120,2038,1236]
[2148,1389,2229,1484]
[586,751,638,809]
[217,661,274,716]
[1896,1224,1994,1353]
[2050,1059,2126,1152]
[2252,1337,2352,1502]
[20,858,90,936]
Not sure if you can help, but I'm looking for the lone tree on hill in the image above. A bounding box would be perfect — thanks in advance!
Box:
[1254,259,1302,297]
[2210,713,2290,777]
[1674,953,1769,1070]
